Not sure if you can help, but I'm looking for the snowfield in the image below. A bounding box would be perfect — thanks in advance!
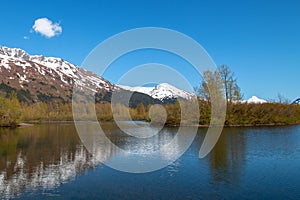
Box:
[118,83,196,101]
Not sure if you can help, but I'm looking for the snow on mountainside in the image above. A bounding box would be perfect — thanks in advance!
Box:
[245,96,267,104]
[0,46,115,102]
[0,46,195,103]
[118,83,195,100]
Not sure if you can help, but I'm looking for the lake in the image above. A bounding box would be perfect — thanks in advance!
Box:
[1,123,300,199]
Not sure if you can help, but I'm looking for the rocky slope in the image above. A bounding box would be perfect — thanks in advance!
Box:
[0,46,195,106]
[0,46,115,103]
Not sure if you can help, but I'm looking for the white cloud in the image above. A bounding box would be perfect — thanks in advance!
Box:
[23,36,29,40]
[32,18,62,38]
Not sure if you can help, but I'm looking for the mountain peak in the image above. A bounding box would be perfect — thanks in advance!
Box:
[118,83,195,101]
[246,96,267,104]
[0,46,195,104]
[155,82,173,88]
[0,46,30,60]
[0,46,115,103]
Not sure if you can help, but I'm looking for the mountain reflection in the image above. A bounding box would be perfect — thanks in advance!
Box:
[0,122,184,198]
[0,124,100,198]
[0,123,249,198]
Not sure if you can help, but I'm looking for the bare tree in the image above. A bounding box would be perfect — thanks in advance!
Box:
[195,65,243,105]
[277,93,290,104]
[218,65,243,105]
[194,70,224,104]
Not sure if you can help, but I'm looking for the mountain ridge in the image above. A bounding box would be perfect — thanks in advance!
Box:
[0,46,194,106]
[0,46,115,103]
[1,46,268,106]
[118,83,195,101]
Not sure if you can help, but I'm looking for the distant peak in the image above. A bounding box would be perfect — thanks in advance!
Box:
[157,83,172,87]
[246,96,267,104]
[118,83,195,101]
[155,83,178,89]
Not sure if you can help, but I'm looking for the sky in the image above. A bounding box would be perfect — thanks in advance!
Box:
[0,0,299,101]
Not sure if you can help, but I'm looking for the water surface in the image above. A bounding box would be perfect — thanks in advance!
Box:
[0,123,300,199]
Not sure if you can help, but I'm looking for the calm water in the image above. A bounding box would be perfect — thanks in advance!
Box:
[0,123,300,199]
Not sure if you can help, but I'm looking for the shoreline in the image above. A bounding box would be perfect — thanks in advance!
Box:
[166,122,300,128]
[5,120,298,128]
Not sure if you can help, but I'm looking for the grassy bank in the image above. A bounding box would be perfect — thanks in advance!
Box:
[1,94,300,128]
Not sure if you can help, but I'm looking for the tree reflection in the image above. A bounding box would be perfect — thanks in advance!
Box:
[208,128,246,185]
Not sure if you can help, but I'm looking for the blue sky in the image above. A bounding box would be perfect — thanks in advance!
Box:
[0,0,299,100]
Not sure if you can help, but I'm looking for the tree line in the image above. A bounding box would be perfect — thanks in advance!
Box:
[0,65,299,127]
[194,65,300,125]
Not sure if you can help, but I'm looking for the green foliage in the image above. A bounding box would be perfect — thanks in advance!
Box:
[226,102,300,125]
[198,99,211,125]
[195,97,300,126]
[193,65,300,126]
[194,70,225,104]
[0,84,300,127]
[0,91,22,127]
[135,103,146,120]
[164,101,181,125]
[147,104,167,125]
[195,65,243,120]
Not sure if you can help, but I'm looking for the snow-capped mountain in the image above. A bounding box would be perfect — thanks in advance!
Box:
[244,96,267,104]
[0,46,196,104]
[118,83,195,101]
[0,46,115,102]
